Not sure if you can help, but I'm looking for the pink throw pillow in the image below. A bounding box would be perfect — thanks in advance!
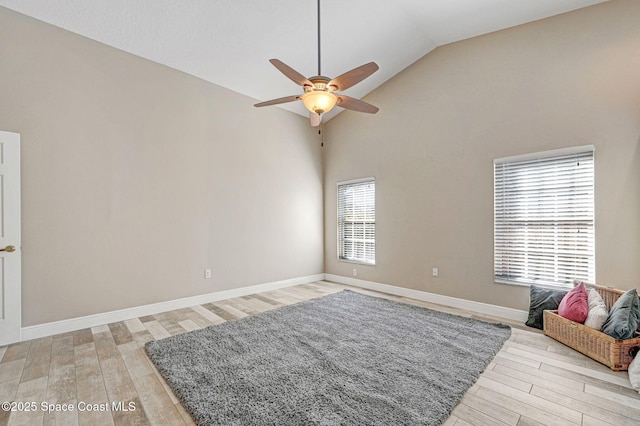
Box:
[558,282,589,323]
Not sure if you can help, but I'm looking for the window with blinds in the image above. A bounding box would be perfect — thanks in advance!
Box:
[337,178,375,265]
[494,146,594,288]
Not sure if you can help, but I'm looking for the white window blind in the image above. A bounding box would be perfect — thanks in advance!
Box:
[494,147,594,288]
[338,178,375,265]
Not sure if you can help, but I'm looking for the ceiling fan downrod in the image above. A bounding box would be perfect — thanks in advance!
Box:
[317,0,321,76]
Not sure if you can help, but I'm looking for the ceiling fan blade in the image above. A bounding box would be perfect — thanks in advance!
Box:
[328,62,379,92]
[309,112,321,127]
[270,59,312,87]
[336,95,379,114]
[254,95,300,107]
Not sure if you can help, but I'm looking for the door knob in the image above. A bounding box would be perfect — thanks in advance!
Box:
[0,245,16,252]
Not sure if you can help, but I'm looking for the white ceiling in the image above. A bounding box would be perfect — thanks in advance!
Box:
[0,0,607,121]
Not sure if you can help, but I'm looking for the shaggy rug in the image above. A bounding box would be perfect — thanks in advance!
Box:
[145,290,511,425]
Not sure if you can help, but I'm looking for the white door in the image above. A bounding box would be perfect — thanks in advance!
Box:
[0,131,21,346]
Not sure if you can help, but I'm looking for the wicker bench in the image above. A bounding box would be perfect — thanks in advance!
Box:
[543,282,640,371]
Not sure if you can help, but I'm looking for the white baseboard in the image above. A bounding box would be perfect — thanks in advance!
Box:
[21,274,324,342]
[20,273,527,342]
[325,274,528,323]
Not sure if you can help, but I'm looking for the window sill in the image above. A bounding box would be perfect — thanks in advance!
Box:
[338,258,375,266]
[494,279,572,291]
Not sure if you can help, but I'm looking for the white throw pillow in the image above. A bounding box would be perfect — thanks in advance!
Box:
[584,288,608,330]
[629,350,640,393]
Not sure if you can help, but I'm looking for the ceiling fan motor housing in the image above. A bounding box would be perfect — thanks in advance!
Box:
[304,76,334,91]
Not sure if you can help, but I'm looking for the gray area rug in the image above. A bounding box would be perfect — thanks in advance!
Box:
[145,290,511,425]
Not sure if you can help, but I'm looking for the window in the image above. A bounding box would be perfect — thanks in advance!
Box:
[494,146,594,288]
[338,178,375,265]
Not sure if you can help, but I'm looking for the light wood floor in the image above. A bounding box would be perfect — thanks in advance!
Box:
[1,281,638,425]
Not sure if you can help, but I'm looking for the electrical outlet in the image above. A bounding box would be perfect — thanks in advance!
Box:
[432,267,439,277]
[352,268,358,277]
[204,269,212,279]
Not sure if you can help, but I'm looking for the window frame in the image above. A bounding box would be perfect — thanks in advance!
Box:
[493,145,595,289]
[337,177,376,266]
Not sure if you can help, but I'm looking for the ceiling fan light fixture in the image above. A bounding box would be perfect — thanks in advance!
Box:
[301,90,337,115]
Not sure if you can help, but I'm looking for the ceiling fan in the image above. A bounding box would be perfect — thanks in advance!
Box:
[254,0,380,127]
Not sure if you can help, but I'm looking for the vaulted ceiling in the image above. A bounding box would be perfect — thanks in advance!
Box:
[0,0,607,121]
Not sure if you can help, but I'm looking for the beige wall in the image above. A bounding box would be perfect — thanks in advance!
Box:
[324,0,640,311]
[0,7,324,326]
